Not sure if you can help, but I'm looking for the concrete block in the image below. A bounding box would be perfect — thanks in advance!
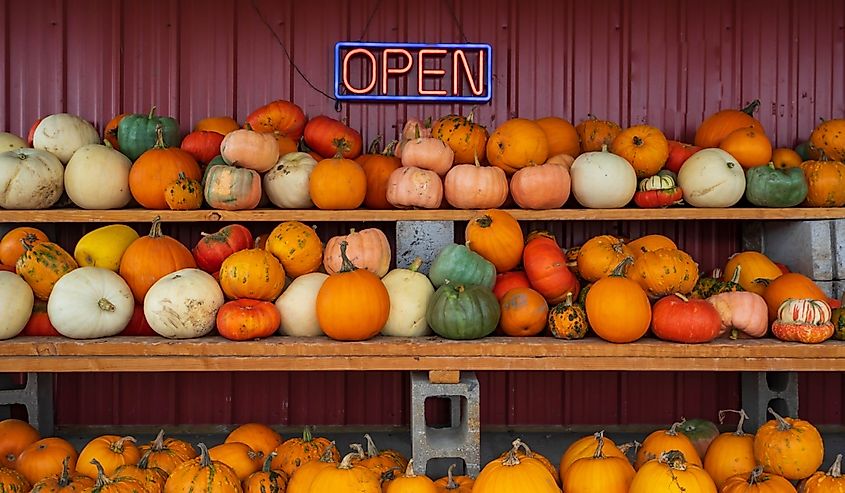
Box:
[741,372,798,431]
[0,373,54,435]
[763,221,834,281]
[396,221,454,274]
[817,280,836,299]
[741,222,765,252]
[834,219,845,280]
[835,281,845,300]
[410,371,480,478]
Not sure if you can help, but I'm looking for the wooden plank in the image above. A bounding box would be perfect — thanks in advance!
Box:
[3,208,845,223]
[429,370,461,384]
[1,337,844,372]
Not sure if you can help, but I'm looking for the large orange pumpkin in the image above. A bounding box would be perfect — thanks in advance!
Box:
[75,436,140,479]
[219,249,286,301]
[761,273,827,321]
[635,421,702,469]
[695,100,764,148]
[754,408,823,481]
[119,218,197,303]
[208,442,264,482]
[0,419,39,469]
[809,118,845,161]
[15,239,78,300]
[308,150,367,209]
[16,438,78,485]
[265,221,323,278]
[610,125,669,178]
[801,454,845,493]
[316,241,390,341]
[0,227,49,267]
[576,115,622,153]
[486,119,549,174]
[225,423,282,458]
[719,127,773,169]
[284,444,338,493]
[465,209,524,272]
[128,127,202,210]
[271,427,338,478]
[704,410,756,490]
[499,287,549,337]
[164,443,242,493]
[585,259,651,343]
[801,158,845,207]
[432,109,489,163]
[535,117,580,158]
[626,234,677,260]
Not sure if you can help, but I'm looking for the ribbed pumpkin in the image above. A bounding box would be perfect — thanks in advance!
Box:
[486,119,549,174]
[358,140,401,209]
[203,163,262,211]
[208,443,263,482]
[15,238,78,300]
[576,235,633,283]
[307,452,381,493]
[129,127,202,210]
[754,408,823,481]
[536,117,580,158]
[636,421,702,469]
[694,100,763,148]
[323,228,391,278]
[492,440,558,486]
[225,424,282,459]
[610,125,669,178]
[801,454,845,493]
[138,430,197,476]
[629,451,716,493]
[562,432,634,493]
[16,438,79,486]
[270,427,337,478]
[548,293,588,340]
[558,432,628,481]
[800,158,845,207]
[523,231,579,303]
[809,119,845,161]
[76,436,140,480]
[575,116,622,153]
[722,467,797,493]
[0,418,39,468]
[356,434,407,477]
[194,116,240,135]
[433,464,474,493]
[111,453,168,493]
[218,249,285,301]
[723,252,783,295]
[429,243,496,289]
[265,221,323,278]
[79,460,146,493]
[385,166,444,209]
[761,273,827,321]
[631,248,699,298]
[284,444,337,493]
[316,242,390,341]
[510,162,571,210]
[427,283,500,340]
[626,234,677,259]
[119,218,197,304]
[443,159,509,210]
[220,128,280,173]
[585,259,651,343]
[465,209,524,272]
[164,443,242,493]
[384,460,437,493]
[0,466,29,493]
[432,109,489,164]
[0,227,49,267]
[29,457,94,493]
[243,453,287,493]
[309,146,367,209]
[473,440,560,493]
[704,410,756,490]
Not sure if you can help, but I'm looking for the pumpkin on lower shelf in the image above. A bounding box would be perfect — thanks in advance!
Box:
[74,224,140,273]
[216,299,280,341]
[307,452,381,493]
[76,436,141,479]
[561,432,634,493]
[138,430,197,476]
[635,421,702,469]
[704,409,756,490]
[0,419,39,469]
[771,298,834,344]
[381,259,435,337]
[224,423,281,459]
[427,282,500,340]
[651,294,721,343]
[208,442,264,482]
[164,443,242,493]
[499,287,549,337]
[144,269,225,339]
[0,271,34,340]
[192,224,254,275]
[754,408,823,481]
[29,457,93,493]
[16,239,78,301]
[16,438,79,485]
[677,419,719,459]
[265,221,323,279]
[270,426,337,478]
[384,460,436,493]
[433,464,474,492]
[801,454,845,492]
[47,267,135,339]
[474,439,560,493]
[355,434,408,478]
[548,293,588,340]
[629,451,715,493]
[218,249,285,301]
[721,468,797,493]
[0,465,29,493]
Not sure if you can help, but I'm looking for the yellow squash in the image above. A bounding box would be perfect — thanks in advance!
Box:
[74,224,140,272]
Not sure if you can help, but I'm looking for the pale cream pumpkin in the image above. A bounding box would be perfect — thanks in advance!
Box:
[444,161,508,209]
[144,268,225,339]
[0,132,26,152]
[221,128,280,172]
[47,267,134,339]
[32,113,100,163]
[381,259,435,337]
[74,225,140,272]
[386,166,443,209]
[569,146,636,208]
[275,272,328,337]
[323,228,391,278]
[510,163,571,209]
[678,149,746,208]
[65,144,132,210]
[263,152,317,208]
[0,271,34,340]
[0,148,64,209]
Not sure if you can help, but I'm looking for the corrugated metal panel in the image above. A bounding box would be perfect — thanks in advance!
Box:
[3,0,845,427]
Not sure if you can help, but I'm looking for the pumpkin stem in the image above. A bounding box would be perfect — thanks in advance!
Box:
[403,459,417,478]
[349,443,366,459]
[445,463,459,489]
[147,106,158,119]
[153,124,166,149]
[592,430,606,459]
[14,150,29,160]
[511,438,533,457]
[741,99,761,116]
[748,466,765,484]
[148,216,163,238]
[383,140,398,156]
[408,258,424,273]
[618,440,641,456]
[828,454,843,478]
[111,436,136,453]
[319,442,337,463]
[332,138,350,158]
[632,136,644,146]
[90,459,112,488]
[562,292,574,307]
[138,449,153,470]
[197,443,212,468]
[246,447,263,462]
[414,124,421,140]
[19,234,37,252]
[718,409,750,436]
[672,293,690,303]
[364,434,380,458]
[338,452,360,470]
[727,265,742,284]
[658,450,688,471]
[467,106,478,124]
[302,425,314,443]
[600,144,610,153]
[501,442,522,467]
[474,214,493,228]
[768,407,792,431]
[338,241,359,273]
[367,135,384,155]
[610,257,634,278]
[150,429,166,451]
[98,298,116,312]
[262,451,277,472]
[667,420,685,436]
[57,456,71,487]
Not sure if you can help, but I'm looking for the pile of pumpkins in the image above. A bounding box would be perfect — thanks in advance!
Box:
[1,99,845,212]
[0,407,843,493]
[0,208,842,344]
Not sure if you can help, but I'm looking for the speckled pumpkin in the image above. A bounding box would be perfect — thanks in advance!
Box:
[15,239,78,300]
[265,221,323,278]
[754,408,823,481]
[0,466,30,493]
[164,443,242,493]
[218,249,285,301]
[548,293,588,340]
[270,426,338,478]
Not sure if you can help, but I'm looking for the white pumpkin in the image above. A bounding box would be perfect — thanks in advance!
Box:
[569,146,637,208]
[47,267,134,339]
[0,271,34,340]
[32,113,100,163]
[144,268,224,339]
[0,132,26,152]
[0,148,64,209]
[678,148,747,208]
[263,152,317,208]
[65,144,132,209]
[381,259,434,337]
[275,272,328,337]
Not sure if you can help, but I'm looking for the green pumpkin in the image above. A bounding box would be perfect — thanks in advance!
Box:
[426,283,500,340]
[745,163,808,207]
[795,141,813,161]
[428,243,496,289]
[548,293,588,339]
[832,307,845,340]
[118,106,181,161]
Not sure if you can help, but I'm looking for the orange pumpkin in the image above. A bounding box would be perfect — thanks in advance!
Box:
[723,251,783,295]
[635,421,702,469]
[316,241,390,341]
[208,442,264,481]
[754,408,823,481]
[809,119,845,161]
[626,234,677,259]
[432,109,489,164]
[225,423,282,458]
[194,116,240,135]
[180,130,225,165]
[695,100,764,148]
[324,228,391,278]
[562,432,635,493]
[576,235,634,282]
[245,100,307,140]
[309,148,367,210]
[610,125,669,178]
[0,419,39,469]
[762,273,827,321]
[219,249,286,300]
[720,467,795,493]
[119,217,197,303]
[216,299,281,341]
[801,453,845,493]
[243,453,288,493]
[0,466,29,493]
[358,139,401,210]
[444,159,509,210]
[76,436,140,479]
[772,148,803,169]
[129,127,202,210]
[510,162,571,210]
[29,457,94,493]
[801,158,845,207]
[307,452,381,493]
[265,221,323,278]
[16,438,78,485]
[465,209,524,272]
[103,113,128,150]
[0,227,49,266]
[355,434,407,478]
[15,239,78,300]
[486,119,549,174]
[576,115,622,153]
[434,464,474,493]
[138,430,197,476]
[535,117,580,158]
[284,444,338,493]
[384,460,436,493]
[719,127,773,169]
[498,287,549,336]
[491,439,560,487]
[271,427,339,478]
[704,409,756,489]
[522,231,579,303]
[164,172,203,210]
[585,259,651,343]
[559,431,628,481]
[111,453,168,493]
[164,443,242,493]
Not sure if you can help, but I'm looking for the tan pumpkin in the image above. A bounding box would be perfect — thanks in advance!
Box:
[444,158,509,209]
[610,125,669,178]
[486,119,549,174]
[400,137,454,176]
[576,235,633,283]
[545,153,576,169]
[386,166,443,209]
[323,228,391,278]
[510,163,571,210]
[220,128,280,173]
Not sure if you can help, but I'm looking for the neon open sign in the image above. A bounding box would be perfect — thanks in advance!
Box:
[334,42,493,103]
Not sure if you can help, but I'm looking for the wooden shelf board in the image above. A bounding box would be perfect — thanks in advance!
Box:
[2,208,845,223]
[2,336,844,372]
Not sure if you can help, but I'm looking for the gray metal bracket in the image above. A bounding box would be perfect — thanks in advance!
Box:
[741,371,798,431]
[0,373,54,435]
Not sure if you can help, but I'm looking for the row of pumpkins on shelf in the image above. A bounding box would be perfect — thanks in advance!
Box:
[2,99,845,212]
[0,209,842,344]
[0,407,842,493]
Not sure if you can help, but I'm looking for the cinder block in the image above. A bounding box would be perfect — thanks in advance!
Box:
[0,373,54,434]
[410,372,480,478]
[396,221,454,274]
[741,372,799,431]
[740,222,765,252]
[817,280,836,299]
[834,281,845,300]
[833,219,845,280]
[763,221,834,281]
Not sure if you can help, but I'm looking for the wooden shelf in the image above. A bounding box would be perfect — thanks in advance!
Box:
[1,208,845,223]
[2,336,844,372]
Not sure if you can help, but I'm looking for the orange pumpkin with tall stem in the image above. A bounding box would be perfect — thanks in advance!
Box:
[138,430,197,475]
[271,426,338,478]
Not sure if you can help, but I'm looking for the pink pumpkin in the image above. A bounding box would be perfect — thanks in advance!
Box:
[400,138,454,176]
[510,163,571,209]
[707,291,769,339]
[386,166,443,209]
[323,228,391,278]
[444,162,508,209]
[220,128,280,172]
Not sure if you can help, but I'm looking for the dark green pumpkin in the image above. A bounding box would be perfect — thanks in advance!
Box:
[745,163,808,207]
[548,293,588,339]
[833,307,845,340]
[118,106,181,161]
[795,141,813,161]
[429,243,496,289]
[426,283,500,340]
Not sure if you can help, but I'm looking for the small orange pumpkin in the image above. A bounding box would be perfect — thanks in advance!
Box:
[111,452,168,493]
[16,438,79,485]
[499,287,549,337]
[219,249,286,301]
[270,427,337,479]
[355,434,407,478]
[324,228,391,278]
[244,452,288,493]
[576,235,634,283]
[610,125,669,178]
[576,115,622,153]
[801,453,845,492]
[801,158,845,207]
[559,431,628,481]
[16,239,78,300]
[444,158,509,210]
[695,99,764,148]
[208,442,264,482]
[265,221,323,278]
[772,148,803,169]
[719,127,773,169]
[224,423,282,458]
[809,119,845,161]
[722,467,796,493]
[309,144,367,209]
[284,444,338,493]
[164,172,203,210]
[0,227,49,267]
[385,460,437,493]
[165,443,242,493]
[0,418,39,469]
[465,209,524,272]
[433,464,474,493]
[129,126,202,210]
[138,430,197,475]
[486,119,549,174]
[358,139,401,210]
[216,299,281,341]
[704,409,756,490]
[585,258,651,343]
[635,421,702,469]
[75,436,140,479]
[29,457,94,493]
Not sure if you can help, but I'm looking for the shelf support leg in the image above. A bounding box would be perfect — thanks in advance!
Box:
[396,221,454,273]
[0,373,54,435]
[741,372,798,431]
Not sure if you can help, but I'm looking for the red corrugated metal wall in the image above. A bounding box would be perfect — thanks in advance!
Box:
[2,0,844,427]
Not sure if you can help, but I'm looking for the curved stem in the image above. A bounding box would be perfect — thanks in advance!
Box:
[562,292,574,307]
[349,443,366,459]
[90,459,112,488]
[748,466,764,484]
[718,409,749,435]
[828,454,843,478]
[610,257,634,278]
[364,434,379,458]
[262,451,277,472]
[338,452,360,470]
[148,216,163,238]
[319,442,337,463]
[153,124,166,149]
[57,456,71,487]
[741,99,761,116]
[408,258,424,273]
[445,463,459,489]
[367,135,384,155]
[147,106,158,119]
[592,430,606,459]
[302,425,313,443]
[150,429,166,451]
[667,420,685,436]
[673,293,690,302]
[111,436,136,453]
[511,438,533,457]
[197,443,212,468]
[767,407,792,431]
[727,265,742,285]
[338,241,358,273]
[403,459,416,478]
